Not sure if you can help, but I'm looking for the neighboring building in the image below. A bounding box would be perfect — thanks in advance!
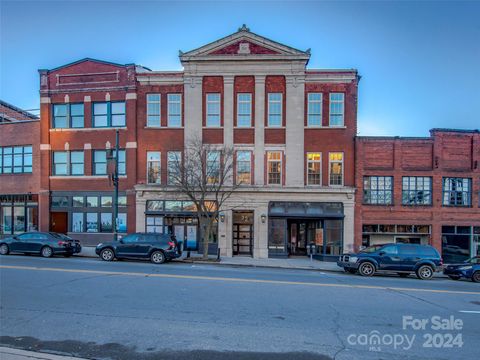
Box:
[0,100,40,237]
[355,129,480,263]
[37,26,358,256]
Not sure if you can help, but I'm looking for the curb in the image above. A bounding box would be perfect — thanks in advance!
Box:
[0,346,88,360]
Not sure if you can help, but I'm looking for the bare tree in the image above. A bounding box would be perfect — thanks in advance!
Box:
[167,136,240,259]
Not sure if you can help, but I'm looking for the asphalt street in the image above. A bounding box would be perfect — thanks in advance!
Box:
[1,255,479,360]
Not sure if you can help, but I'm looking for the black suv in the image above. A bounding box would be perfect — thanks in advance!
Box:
[337,243,443,280]
[95,233,181,264]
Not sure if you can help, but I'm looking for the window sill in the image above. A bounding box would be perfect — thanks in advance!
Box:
[265,126,286,129]
[202,126,224,129]
[305,126,347,129]
[144,126,184,129]
[50,127,127,132]
[50,175,108,179]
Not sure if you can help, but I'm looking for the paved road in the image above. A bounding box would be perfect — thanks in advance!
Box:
[1,255,479,360]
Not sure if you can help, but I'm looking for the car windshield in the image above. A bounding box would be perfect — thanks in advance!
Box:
[359,245,385,253]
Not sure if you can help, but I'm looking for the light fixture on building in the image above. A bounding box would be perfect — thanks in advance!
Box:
[260,214,267,223]
[219,213,225,223]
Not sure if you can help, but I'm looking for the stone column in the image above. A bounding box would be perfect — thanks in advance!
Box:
[285,75,305,187]
[223,76,234,186]
[254,75,266,185]
[183,76,203,145]
[254,206,269,259]
[343,197,355,253]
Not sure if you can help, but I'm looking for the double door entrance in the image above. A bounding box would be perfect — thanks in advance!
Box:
[232,211,254,256]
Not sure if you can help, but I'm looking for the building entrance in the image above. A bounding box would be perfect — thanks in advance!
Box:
[51,212,68,234]
[232,211,254,256]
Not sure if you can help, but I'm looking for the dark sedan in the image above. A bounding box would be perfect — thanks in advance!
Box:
[443,256,480,282]
[95,232,181,264]
[0,232,82,258]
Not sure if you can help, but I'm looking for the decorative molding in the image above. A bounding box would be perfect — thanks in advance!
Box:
[105,92,111,101]
[56,71,120,86]
[105,141,111,149]
[84,143,92,150]
[126,142,137,149]
[40,97,51,104]
[64,94,70,103]
[64,142,70,151]
[84,96,91,102]
[40,144,51,150]
[126,93,137,100]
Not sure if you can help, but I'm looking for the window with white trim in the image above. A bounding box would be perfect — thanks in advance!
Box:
[268,93,282,127]
[307,152,321,185]
[237,93,252,127]
[267,151,282,185]
[329,93,344,126]
[443,178,471,206]
[402,177,432,205]
[307,93,322,126]
[206,93,221,127]
[167,151,182,185]
[168,94,182,127]
[206,151,221,184]
[147,151,161,184]
[329,152,343,186]
[364,176,393,205]
[236,151,252,185]
[146,94,161,127]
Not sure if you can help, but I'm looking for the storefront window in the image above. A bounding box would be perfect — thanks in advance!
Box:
[118,213,127,232]
[100,213,113,232]
[146,216,163,233]
[73,196,84,207]
[51,196,69,207]
[72,213,84,232]
[101,196,112,207]
[442,226,471,263]
[1,206,12,234]
[324,219,343,256]
[147,200,163,211]
[86,213,98,232]
[86,197,98,207]
[27,207,38,231]
[268,218,286,253]
[13,207,25,234]
[165,201,182,212]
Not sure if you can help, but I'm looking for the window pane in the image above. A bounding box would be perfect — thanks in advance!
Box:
[101,196,112,207]
[72,196,84,207]
[111,102,125,114]
[86,213,98,232]
[86,197,98,207]
[111,114,125,127]
[94,115,108,127]
[118,213,127,232]
[72,213,84,232]
[100,213,113,232]
[94,103,107,115]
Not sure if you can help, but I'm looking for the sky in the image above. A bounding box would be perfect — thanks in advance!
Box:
[1,0,479,136]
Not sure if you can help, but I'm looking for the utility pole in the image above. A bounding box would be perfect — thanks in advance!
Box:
[112,129,119,242]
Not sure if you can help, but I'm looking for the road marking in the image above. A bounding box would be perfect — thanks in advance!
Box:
[1,264,479,295]
[459,310,480,314]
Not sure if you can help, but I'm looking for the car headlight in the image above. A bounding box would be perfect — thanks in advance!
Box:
[349,256,358,263]
[459,265,473,270]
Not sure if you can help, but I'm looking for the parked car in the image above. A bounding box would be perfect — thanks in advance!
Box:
[0,232,82,258]
[443,256,480,283]
[95,233,181,264]
[337,243,443,280]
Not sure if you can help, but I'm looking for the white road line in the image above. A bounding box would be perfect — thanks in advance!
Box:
[459,310,480,314]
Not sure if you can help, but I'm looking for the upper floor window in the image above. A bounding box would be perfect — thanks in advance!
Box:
[206,93,221,127]
[206,151,221,184]
[443,177,471,207]
[329,152,344,186]
[168,94,182,127]
[402,177,432,205]
[237,93,252,127]
[0,145,32,174]
[307,152,321,185]
[92,150,126,175]
[167,151,182,185]
[147,151,161,184]
[364,176,393,205]
[267,151,282,185]
[329,93,344,127]
[93,101,126,127]
[146,94,161,127]
[268,93,282,127]
[236,151,252,185]
[52,151,84,176]
[307,93,322,127]
[53,103,84,128]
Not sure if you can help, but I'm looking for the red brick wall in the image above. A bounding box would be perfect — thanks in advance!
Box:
[355,131,480,253]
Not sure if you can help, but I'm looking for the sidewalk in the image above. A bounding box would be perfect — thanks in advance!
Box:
[0,347,87,360]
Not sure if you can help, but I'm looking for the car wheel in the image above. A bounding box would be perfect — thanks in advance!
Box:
[0,244,9,255]
[398,273,409,278]
[100,248,115,261]
[472,271,480,283]
[448,275,460,280]
[358,262,375,277]
[41,246,53,258]
[416,265,434,280]
[344,268,356,274]
[151,250,166,264]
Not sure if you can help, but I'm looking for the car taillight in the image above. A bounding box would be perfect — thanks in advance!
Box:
[168,241,175,248]
[58,241,66,246]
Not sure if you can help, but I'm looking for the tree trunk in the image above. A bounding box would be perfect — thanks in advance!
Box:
[202,219,212,259]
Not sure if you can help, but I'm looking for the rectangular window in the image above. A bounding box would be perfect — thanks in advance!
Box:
[237,93,252,127]
[116,150,126,175]
[118,213,127,232]
[72,196,84,207]
[93,151,107,175]
[86,196,98,207]
[167,151,181,185]
[100,213,113,232]
[329,93,344,127]
[147,151,161,184]
[118,196,127,207]
[443,178,471,206]
[268,93,282,127]
[236,151,251,185]
[168,94,182,127]
[53,103,84,128]
[72,213,84,232]
[206,151,221,184]
[93,102,126,127]
[307,93,322,126]
[364,176,393,205]
[1,146,32,174]
[101,196,112,207]
[402,177,432,205]
[86,213,98,232]
[307,152,321,185]
[146,216,163,233]
[329,152,343,186]
[206,93,221,127]
[267,151,282,185]
[146,94,161,127]
[52,151,83,176]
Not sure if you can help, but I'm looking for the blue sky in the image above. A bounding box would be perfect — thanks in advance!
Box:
[1,0,479,136]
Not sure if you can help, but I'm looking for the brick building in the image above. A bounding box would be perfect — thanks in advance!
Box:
[0,100,40,237]
[37,27,358,257]
[355,129,480,262]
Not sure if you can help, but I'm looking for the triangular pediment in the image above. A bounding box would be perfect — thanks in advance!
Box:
[180,25,310,62]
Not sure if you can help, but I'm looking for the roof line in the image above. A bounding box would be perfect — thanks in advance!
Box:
[39,58,134,73]
[0,100,39,120]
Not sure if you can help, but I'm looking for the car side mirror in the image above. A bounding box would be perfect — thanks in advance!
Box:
[378,251,386,256]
